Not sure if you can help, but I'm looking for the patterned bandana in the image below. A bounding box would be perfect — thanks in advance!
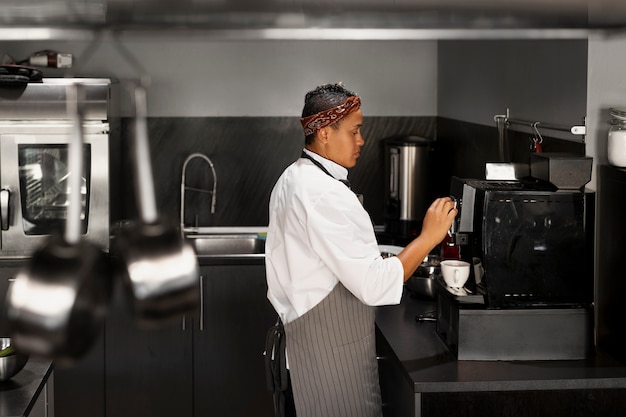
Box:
[300,96,361,136]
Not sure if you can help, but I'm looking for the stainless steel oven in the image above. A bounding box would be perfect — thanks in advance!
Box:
[0,79,115,258]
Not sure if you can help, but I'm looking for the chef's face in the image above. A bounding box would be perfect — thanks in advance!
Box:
[323,109,364,169]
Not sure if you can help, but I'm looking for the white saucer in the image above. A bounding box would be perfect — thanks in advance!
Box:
[447,286,471,296]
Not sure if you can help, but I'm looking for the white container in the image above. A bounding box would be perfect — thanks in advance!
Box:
[608,108,626,167]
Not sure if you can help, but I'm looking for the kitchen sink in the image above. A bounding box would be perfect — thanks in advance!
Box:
[182,227,267,264]
[187,233,265,256]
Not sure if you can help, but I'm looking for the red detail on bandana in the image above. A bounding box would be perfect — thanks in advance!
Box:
[300,96,361,136]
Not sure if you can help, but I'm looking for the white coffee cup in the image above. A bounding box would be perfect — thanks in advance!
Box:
[441,260,471,288]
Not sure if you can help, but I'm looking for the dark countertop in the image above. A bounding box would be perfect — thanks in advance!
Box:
[375,289,626,393]
[0,357,53,417]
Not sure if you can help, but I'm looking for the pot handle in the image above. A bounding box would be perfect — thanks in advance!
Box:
[132,85,159,224]
[65,84,85,245]
[0,188,9,231]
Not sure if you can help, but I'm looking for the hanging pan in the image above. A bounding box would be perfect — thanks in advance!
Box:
[114,84,199,328]
[4,84,112,364]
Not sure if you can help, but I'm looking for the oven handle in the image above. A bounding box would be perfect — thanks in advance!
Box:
[0,188,9,231]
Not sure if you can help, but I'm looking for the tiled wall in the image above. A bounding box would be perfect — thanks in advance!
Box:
[112,115,585,230]
[113,116,437,228]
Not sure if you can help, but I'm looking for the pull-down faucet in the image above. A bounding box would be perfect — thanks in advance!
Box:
[180,153,217,232]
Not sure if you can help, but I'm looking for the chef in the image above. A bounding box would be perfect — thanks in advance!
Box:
[265,83,456,417]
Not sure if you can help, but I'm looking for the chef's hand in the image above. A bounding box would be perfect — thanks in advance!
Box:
[421,196,457,247]
[396,197,457,281]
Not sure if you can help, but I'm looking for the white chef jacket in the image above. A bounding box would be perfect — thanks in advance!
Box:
[265,149,404,325]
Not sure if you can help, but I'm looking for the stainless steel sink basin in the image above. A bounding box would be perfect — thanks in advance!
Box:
[186,233,266,256]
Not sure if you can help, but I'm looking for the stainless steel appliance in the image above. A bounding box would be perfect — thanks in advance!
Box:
[0,78,116,258]
[383,136,434,242]
[448,176,595,308]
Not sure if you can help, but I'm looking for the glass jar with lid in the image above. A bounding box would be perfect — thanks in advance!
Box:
[608,108,626,167]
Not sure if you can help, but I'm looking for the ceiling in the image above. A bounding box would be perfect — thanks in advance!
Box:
[2,0,626,40]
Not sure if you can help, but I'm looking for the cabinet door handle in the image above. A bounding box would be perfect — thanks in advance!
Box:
[199,275,204,331]
[0,188,10,231]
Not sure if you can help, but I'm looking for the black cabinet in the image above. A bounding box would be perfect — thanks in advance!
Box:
[376,326,415,417]
[597,164,626,364]
[193,264,275,417]
[105,285,193,417]
[54,333,106,417]
[0,266,18,335]
[104,262,275,417]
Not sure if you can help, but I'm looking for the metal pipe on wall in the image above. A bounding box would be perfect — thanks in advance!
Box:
[494,111,586,143]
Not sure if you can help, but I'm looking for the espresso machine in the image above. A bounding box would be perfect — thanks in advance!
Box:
[448,176,595,308]
[436,175,595,360]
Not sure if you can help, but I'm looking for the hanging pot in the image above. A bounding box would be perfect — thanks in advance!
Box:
[4,84,112,363]
[114,84,199,327]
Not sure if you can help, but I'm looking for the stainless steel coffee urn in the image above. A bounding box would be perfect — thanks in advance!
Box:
[383,136,434,242]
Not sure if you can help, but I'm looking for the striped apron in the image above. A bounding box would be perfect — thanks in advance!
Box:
[284,282,382,417]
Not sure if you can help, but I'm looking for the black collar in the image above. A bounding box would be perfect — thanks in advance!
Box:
[300,151,351,189]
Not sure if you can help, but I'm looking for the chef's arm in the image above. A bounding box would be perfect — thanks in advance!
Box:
[396,197,457,282]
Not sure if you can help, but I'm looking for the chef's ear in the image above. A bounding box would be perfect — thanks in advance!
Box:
[318,126,330,144]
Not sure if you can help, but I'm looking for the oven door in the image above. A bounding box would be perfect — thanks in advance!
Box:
[0,122,109,258]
